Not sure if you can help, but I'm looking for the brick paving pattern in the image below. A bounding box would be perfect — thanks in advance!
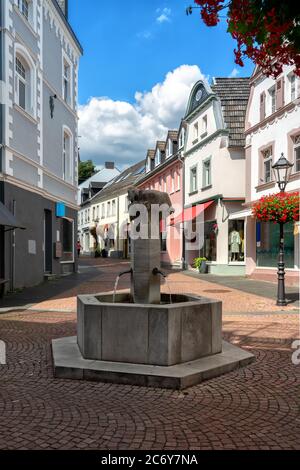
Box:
[0,258,299,450]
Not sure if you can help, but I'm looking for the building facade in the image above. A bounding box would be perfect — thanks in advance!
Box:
[0,0,82,290]
[183,78,250,274]
[138,131,184,268]
[243,65,300,283]
[80,161,145,258]
[77,162,120,254]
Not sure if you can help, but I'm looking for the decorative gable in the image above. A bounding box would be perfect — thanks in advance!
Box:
[57,0,68,18]
[185,81,212,119]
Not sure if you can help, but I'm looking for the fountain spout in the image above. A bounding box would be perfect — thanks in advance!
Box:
[152,267,166,278]
[118,268,133,278]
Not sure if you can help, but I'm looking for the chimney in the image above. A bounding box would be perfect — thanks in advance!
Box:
[105,162,115,170]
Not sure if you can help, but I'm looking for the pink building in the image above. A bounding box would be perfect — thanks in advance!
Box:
[138,130,184,268]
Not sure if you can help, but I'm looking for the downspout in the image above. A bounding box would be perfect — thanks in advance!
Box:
[0,0,5,282]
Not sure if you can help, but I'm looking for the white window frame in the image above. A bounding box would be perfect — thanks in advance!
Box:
[201,115,208,137]
[107,201,111,217]
[15,0,37,31]
[155,149,161,166]
[289,73,297,101]
[190,165,198,193]
[202,157,212,188]
[14,43,37,118]
[268,86,276,115]
[262,148,273,183]
[179,127,185,149]
[62,50,73,108]
[294,135,300,173]
[166,139,172,158]
[62,126,74,184]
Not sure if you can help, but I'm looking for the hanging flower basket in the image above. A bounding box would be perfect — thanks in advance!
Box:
[252,192,300,224]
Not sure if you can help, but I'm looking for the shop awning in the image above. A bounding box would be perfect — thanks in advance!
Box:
[0,202,25,230]
[229,208,252,220]
[170,201,214,226]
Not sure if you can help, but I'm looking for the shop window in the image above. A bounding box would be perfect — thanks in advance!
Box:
[62,218,74,262]
[256,221,294,268]
[160,232,167,252]
[199,221,217,262]
[228,220,245,263]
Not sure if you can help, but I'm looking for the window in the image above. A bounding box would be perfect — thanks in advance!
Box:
[17,0,29,20]
[146,157,151,173]
[166,139,173,158]
[155,150,161,166]
[200,221,217,262]
[112,200,116,216]
[269,87,276,114]
[63,60,71,105]
[15,57,26,110]
[160,231,167,252]
[190,166,197,193]
[92,207,95,221]
[193,122,199,141]
[256,221,294,268]
[101,204,105,219]
[294,135,300,172]
[203,158,211,188]
[201,115,207,136]
[176,170,180,191]
[96,205,99,220]
[179,128,185,148]
[228,220,245,263]
[171,170,175,193]
[15,47,36,117]
[290,74,296,101]
[63,129,73,183]
[107,202,111,217]
[62,218,74,262]
[262,148,273,183]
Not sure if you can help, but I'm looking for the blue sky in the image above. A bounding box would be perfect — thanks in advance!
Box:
[69,0,253,167]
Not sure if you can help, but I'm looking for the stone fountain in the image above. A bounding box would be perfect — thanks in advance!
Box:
[52,189,254,389]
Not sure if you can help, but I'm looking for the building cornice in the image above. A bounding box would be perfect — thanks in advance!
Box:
[185,129,229,157]
[245,99,300,135]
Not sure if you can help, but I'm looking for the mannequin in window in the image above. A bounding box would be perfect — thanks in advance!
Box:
[230,224,241,261]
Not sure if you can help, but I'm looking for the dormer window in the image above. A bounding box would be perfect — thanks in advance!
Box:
[155,150,161,166]
[166,139,173,158]
[179,128,185,149]
[146,157,151,173]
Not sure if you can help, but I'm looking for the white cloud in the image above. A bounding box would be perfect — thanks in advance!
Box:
[228,67,239,78]
[78,65,205,168]
[156,7,171,23]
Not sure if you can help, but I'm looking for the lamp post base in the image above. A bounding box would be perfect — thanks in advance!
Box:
[276,299,287,307]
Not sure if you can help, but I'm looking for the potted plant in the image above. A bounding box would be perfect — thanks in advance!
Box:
[193,257,208,273]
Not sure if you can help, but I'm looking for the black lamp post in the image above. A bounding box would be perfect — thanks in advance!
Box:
[272,154,294,306]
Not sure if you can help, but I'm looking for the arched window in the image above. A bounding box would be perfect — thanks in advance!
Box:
[15,44,36,117]
[63,127,73,184]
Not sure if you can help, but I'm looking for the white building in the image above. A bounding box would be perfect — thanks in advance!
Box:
[243,65,300,282]
[78,160,145,257]
[183,78,250,274]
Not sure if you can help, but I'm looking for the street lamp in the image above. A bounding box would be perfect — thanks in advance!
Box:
[272,154,294,306]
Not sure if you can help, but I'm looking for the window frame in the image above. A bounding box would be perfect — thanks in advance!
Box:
[62,126,74,185]
[294,135,300,173]
[62,51,73,108]
[190,165,198,194]
[202,157,212,189]
[14,44,37,118]
[262,147,273,183]
[269,86,276,115]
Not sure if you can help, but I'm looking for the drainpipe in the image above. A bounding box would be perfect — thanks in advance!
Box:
[0,0,5,282]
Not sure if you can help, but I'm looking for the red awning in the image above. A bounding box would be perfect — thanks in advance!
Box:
[169,201,214,226]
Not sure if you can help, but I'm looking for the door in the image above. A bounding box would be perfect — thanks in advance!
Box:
[44,210,52,273]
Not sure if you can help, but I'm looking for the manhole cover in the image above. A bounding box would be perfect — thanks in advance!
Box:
[203,289,232,294]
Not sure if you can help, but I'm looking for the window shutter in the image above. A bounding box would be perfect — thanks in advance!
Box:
[276,77,284,109]
[260,92,266,121]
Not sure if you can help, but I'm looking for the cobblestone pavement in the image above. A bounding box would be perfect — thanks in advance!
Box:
[21,257,298,314]
[0,258,299,450]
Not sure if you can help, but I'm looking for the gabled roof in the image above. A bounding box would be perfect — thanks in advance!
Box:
[211,77,250,148]
[155,141,166,153]
[147,150,155,160]
[91,160,146,203]
[166,130,178,142]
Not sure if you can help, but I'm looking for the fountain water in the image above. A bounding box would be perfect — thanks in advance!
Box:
[52,188,255,389]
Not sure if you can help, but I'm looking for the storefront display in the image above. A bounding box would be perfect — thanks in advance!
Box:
[256,221,294,268]
[228,220,244,263]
